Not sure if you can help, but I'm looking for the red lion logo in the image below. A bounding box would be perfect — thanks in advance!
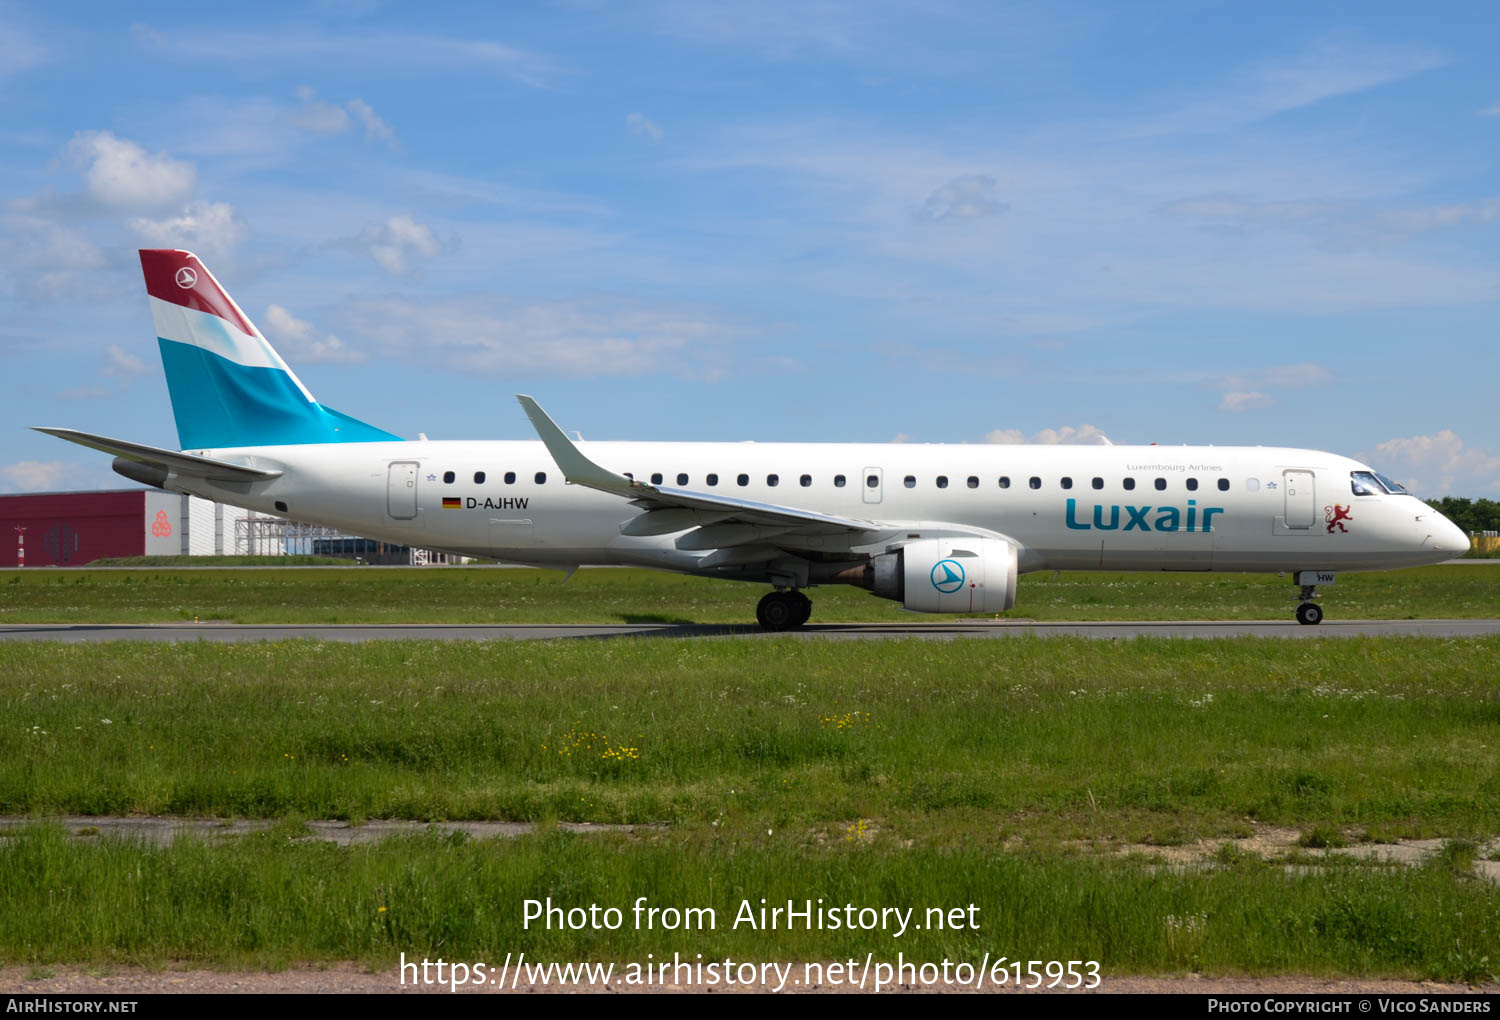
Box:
[1325,504,1353,534]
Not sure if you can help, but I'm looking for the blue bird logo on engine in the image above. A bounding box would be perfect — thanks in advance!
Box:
[930,559,966,593]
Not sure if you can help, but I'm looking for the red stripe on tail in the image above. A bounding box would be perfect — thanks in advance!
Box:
[139,249,257,338]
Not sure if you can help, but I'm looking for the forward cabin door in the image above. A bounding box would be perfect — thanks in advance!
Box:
[1283,470,1315,529]
[387,461,418,520]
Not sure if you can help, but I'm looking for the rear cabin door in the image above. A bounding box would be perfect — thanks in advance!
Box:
[387,461,418,520]
[1283,470,1315,529]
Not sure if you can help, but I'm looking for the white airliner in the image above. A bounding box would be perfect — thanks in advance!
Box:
[38,250,1470,628]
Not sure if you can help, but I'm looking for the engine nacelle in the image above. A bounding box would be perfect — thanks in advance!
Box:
[866,537,1018,614]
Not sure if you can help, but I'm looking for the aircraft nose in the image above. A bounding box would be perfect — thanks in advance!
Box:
[1431,512,1471,555]
[1441,516,1471,555]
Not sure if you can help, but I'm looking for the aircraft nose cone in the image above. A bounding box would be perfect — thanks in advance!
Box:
[1439,516,1471,555]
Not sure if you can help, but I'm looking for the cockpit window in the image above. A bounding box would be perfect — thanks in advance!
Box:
[1351,470,1409,496]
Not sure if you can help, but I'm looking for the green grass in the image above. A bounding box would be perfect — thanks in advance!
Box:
[2,638,1496,844]
[1,824,1496,981]
[0,563,1496,623]
[4,636,1498,978]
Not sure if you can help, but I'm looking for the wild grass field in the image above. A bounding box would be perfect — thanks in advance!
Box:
[2,635,1497,977]
[3,637,1496,839]
[3,824,1497,980]
[0,563,1495,624]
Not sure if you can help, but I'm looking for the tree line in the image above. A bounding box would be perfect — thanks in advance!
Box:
[1425,497,1500,535]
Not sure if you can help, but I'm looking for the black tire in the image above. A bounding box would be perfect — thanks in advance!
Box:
[790,591,812,627]
[757,591,796,631]
[1296,602,1323,626]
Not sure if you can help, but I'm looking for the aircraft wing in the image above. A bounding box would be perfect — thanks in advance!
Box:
[517,395,878,537]
[32,427,282,483]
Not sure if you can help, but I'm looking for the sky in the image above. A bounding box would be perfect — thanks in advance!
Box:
[1,0,1498,498]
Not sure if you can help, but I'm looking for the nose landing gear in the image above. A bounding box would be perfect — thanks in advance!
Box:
[757,589,812,631]
[1295,583,1324,625]
[1292,570,1335,625]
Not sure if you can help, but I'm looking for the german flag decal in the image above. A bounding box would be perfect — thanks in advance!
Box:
[442,497,461,509]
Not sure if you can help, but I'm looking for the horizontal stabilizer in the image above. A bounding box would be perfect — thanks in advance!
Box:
[32,427,281,483]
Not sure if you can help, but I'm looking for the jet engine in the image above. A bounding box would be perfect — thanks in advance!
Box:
[843,537,1018,613]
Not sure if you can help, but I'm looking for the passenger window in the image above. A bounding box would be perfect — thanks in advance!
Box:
[736,473,749,487]
[706,473,719,486]
[651,472,663,485]
[474,471,485,484]
[677,473,689,486]
[443,471,455,484]
[866,474,879,488]
[1186,478,1198,491]
[800,474,812,487]
[1123,478,1136,491]
[967,476,978,489]
[999,476,1010,489]
[504,471,516,485]
[1154,478,1166,491]
[534,472,546,485]
[1092,477,1103,490]
[1028,476,1041,489]
[936,475,948,489]
[904,475,916,488]
[834,475,846,488]
[1218,478,1230,491]
[767,474,779,487]
[1060,477,1072,490]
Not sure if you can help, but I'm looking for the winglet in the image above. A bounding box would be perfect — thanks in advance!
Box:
[516,395,638,494]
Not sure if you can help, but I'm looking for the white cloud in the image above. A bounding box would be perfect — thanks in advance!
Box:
[985,424,1112,445]
[1167,194,1500,250]
[2,460,74,492]
[128,200,247,258]
[137,29,560,88]
[345,294,732,378]
[103,344,147,378]
[1481,104,1500,117]
[1219,391,1274,413]
[66,131,196,209]
[348,99,397,146]
[0,214,108,300]
[263,304,365,364]
[348,215,443,274]
[290,86,352,135]
[1363,430,1500,497]
[918,174,1007,222]
[626,112,664,142]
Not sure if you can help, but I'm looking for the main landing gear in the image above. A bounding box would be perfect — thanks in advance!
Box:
[757,590,812,631]
[1295,584,1324,626]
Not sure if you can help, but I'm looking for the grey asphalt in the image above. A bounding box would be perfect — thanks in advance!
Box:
[2,619,1498,642]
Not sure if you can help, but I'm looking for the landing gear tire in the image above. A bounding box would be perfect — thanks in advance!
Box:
[789,591,812,627]
[757,590,811,631]
[1296,601,1323,626]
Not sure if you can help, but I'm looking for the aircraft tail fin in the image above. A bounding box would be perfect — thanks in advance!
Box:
[139,249,400,450]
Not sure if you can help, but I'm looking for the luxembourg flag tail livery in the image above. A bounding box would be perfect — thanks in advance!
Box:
[140,249,399,451]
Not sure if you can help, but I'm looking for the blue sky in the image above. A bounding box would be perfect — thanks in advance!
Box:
[2,0,1498,496]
